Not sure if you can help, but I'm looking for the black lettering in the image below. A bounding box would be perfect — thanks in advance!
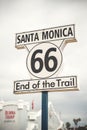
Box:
[30,33,34,41]
[68,27,73,36]
[16,83,20,90]
[42,31,48,40]
[65,81,69,86]
[54,30,59,38]
[21,35,26,43]
[34,33,39,41]
[49,30,54,39]
[25,34,30,42]
[25,82,30,89]
[60,29,62,37]
[63,28,67,36]
[17,35,21,43]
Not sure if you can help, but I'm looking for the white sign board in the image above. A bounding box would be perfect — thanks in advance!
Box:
[15,24,76,49]
[14,24,79,93]
[14,76,78,94]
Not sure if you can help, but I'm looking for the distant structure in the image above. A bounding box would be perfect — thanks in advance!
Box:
[48,102,64,130]
[26,101,64,130]
[0,100,29,130]
[0,100,64,130]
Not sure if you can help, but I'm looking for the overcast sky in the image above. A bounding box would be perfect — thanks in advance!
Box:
[0,0,87,126]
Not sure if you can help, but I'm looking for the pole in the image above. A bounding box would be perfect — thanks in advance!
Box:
[41,91,48,130]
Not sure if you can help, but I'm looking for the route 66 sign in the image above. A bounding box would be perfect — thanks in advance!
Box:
[14,24,79,94]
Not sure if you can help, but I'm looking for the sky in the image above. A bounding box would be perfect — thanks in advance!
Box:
[0,0,87,127]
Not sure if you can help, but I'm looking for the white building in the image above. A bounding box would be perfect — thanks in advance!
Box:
[0,100,64,130]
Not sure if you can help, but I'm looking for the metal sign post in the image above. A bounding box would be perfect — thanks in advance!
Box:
[42,92,48,130]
